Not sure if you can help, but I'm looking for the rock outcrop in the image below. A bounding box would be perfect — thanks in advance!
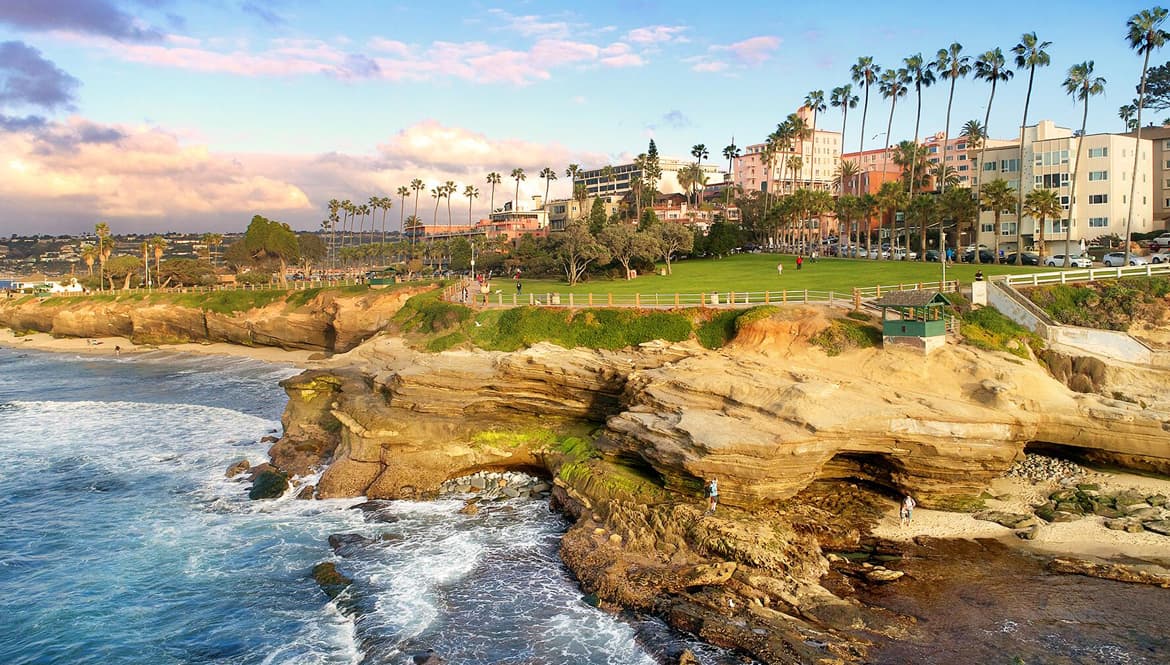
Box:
[263,308,1170,664]
[0,286,429,352]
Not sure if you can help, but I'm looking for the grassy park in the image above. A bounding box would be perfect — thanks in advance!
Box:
[509,253,1046,297]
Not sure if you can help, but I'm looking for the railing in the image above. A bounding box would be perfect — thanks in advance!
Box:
[4,274,442,299]
[999,262,1170,288]
[446,280,960,310]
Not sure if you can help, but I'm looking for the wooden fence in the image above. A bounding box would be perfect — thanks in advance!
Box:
[999,263,1170,288]
[446,280,960,310]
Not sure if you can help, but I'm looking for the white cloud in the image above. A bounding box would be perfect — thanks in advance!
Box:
[626,25,688,45]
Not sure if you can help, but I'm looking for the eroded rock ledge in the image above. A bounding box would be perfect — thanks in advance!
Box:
[267,311,1170,664]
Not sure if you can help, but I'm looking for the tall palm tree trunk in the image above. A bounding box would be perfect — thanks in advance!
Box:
[938,76,958,262]
[1067,97,1090,267]
[975,80,1000,265]
[882,101,898,259]
[1016,67,1038,265]
[1125,47,1154,264]
[859,86,870,254]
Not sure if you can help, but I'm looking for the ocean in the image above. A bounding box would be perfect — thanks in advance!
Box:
[0,348,734,665]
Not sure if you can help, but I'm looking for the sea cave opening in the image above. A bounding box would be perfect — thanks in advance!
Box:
[817,451,909,499]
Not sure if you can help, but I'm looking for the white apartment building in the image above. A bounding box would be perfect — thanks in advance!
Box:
[974,120,1154,253]
[574,159,723,199]
[733,106,842,194]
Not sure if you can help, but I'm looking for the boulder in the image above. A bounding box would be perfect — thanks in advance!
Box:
[248,469,288,500]
[311,562,352,599]
[679,561,737,588]
[1114,489,1147,508]
[1148,494,1168,507]
[1050,511,1082,523]
[1143,520,1170,536]
[225,459,250,478]
[864,567,904,583]
[974,510,1036,529]
[411,650,443,665]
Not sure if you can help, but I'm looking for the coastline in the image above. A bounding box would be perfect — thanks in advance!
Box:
[0,328,325,368]
[871,472,1170,567]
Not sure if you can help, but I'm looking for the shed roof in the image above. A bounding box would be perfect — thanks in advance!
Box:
[872,290,950,308]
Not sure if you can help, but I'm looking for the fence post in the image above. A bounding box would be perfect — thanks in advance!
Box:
[765,291,770,304]
[853,288,860,310]
[782,290,787,303]
[876,284,882,297]
[701,292,706,306]
[803,289,808,303]
[588,293,593,306]
[730,291,735,304]
[675,293,680,306]
[635,293,640,307]
[529,293,534,306]
[608,293,613,306]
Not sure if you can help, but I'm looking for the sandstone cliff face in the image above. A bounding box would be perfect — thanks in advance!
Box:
[0,287,428,352]
[265,309,1170,664]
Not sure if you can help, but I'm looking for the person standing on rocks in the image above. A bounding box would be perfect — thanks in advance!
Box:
[705,478,719,514]
[900,494,916,527]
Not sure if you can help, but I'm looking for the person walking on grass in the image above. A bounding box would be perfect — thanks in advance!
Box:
[705,478,719,514]
[776,262,783,278]
[796,255,804,270]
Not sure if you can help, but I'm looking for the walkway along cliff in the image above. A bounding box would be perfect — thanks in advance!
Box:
[266,306,1170,664]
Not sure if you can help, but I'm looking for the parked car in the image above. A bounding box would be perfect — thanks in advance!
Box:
[867,247,891,260]
[1044,254,1092,268]
[1149,233,1170,249]
[962,249,996,263]
[924,249,941,262]
[891,247,918,261]
[1004,252,1040,266]
[1102,252,1148,267]
[1149,249,1170,264]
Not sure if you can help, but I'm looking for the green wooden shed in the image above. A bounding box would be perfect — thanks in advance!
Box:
[872,290,951,353]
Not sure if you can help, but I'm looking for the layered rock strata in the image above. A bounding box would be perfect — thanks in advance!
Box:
[265,311,1170,664]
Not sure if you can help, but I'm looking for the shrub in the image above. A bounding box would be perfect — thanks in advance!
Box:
[393,292,473,334]
[695,309,740,349]
[809,319,882,356]
[961,307,1041,358]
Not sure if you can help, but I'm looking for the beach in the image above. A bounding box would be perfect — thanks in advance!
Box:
[0,329,324,368]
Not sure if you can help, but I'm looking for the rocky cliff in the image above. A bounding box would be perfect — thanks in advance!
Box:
[0,286,430,352]
[266,307,1170,664]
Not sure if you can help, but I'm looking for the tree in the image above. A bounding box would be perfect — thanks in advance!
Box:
[803,90,826,181]
[150,236,166,288]
[836,159,860,197]
[878,67,909,256]
[980,179,1017,264]
[850,56,882,187]
[648,223,691,275]
[297,233,327,274]
[81,245,97,276]
[973,47,1014,235]
[587,196,607,235]
[875,181,908,256]
[1125,7,1170,264]
[721,142,740,205]
[690,144,709,205]
[599,223,655,279]
[443,181,456,229]
[573,183,589,222]
[410,179,425,255]
[157,258,216,287]
[539,167,557,209]
[1120,102,1139,131]
[95,222,111,291]
[940,186,978,253]
[511,167,526,210]
[464,185,479,226]
[1011,31,1052,264]
[486,172,502,212]
[892,141,929,193]
[706,221,739,258]
[1024,188,1062,260]
[1064,61,1106,266]
[906,193,938,258]
[903,53,935,201]
[105,255,142,291]
[553,221,610,285]
[830,84,859,191]
[244,215,299,285]
[1140,61,1170,111]
[934,44,970,218]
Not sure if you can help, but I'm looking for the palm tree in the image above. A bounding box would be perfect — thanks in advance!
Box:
[903,53,935,198]
[81,245,97,276]
[1124,7,1170,264]
[980,178,1017,264]
[836,159,861,197]
[444,181,456,229]
[785,113,811,190]
[1063,61,1106,266]
[691,144,709,205]
[95,222,111,291]
[410,179,424,254]
[878,67,908,257]
[722,142,740,205]
[1011,32,1052,264]
[396,185,410,233]
[972,48,1014,220]
[510,168,526,211]
[150,236,166,287]
[960,119,985,149]
[803,90,826,190]
[830,84,859,189]
[875,181,908,257]
[464,185,479,226]
[539,167,557,209]
[934,43,970,201]
[486,172,502,212]
[1024,188,1062,260]
[572,182,588,221]
[374,195,391,246]
[850,56,882,189]
[1120,103,1139,131]
[431,186,444,227]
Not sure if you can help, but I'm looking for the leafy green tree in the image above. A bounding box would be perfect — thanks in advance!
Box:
[511,167,527,210]
[157,258,216,287]
[907,193,938,258]
[1063,61,1106,266]
[940,187,978,253]
[706,221,739,258]
[486,172,502,212]
[539,167,557,208]
[1139,61,1170,111]
[1024,188,1062,260]
[878,66,909,237]
[980,178,1017,264]
[448,237,472,271]
[244,214,300,285]
[298,232,327,273]
[105,255,142,290]
[553,221,610,285]
[875,181,908,257]
[599,223,656,279]
[903,53,935,197]
[651,223,693,274]
[639,208,660,232]
[588,197,607,235]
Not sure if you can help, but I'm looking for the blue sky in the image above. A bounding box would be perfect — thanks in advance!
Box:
[0,0,1163,233]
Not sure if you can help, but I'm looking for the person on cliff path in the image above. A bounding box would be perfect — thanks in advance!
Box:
[900,494,916,527]
[705,478,719,514]
[796,255,803,270]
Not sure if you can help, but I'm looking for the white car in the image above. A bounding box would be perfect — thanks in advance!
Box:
[891,247,918,261]
[1102,252,1148,267]
[1044,254,1092,268]
[1149,249,1170,264]
[868,248,891,260]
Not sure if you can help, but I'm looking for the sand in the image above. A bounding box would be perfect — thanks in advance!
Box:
[872,471,1170,566]
[0,329,324,368]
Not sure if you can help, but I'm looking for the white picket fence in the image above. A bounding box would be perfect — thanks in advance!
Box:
[1000,262,1170,288]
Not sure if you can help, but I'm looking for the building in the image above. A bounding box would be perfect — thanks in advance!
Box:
[574,159,723,199]
[733,106,842,195]
[1123,125,1170,231]
[545,196,622,231]
[973,120,1154,253]
[923,131,1015,188]
[648,194,740,231]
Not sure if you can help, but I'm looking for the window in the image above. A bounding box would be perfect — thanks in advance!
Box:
[1001,222,1018,236]
[1088,171,1108,181]
[959,154,967,161]
[1038,173,1069,188]
[983,161,998,172]
[981,223,995,233]
[1088,194,1108,204]
[1060,195,1070,209]
[1164,139,1170,150]
[1088,217,1109,228]
[1000,158,1019,172]
[957,143,967,151]
[1088,147,1108,158]
[1164,198,1170,207]
[1035,150,1070,167]
[929,146,938,153]
[959,164,969,172]
[1046,219,1069,234]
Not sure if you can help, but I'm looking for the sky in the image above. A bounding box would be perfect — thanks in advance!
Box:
[0,0,1164,234]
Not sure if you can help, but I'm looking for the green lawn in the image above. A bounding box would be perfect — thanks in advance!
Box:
[506,254,1045,297]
